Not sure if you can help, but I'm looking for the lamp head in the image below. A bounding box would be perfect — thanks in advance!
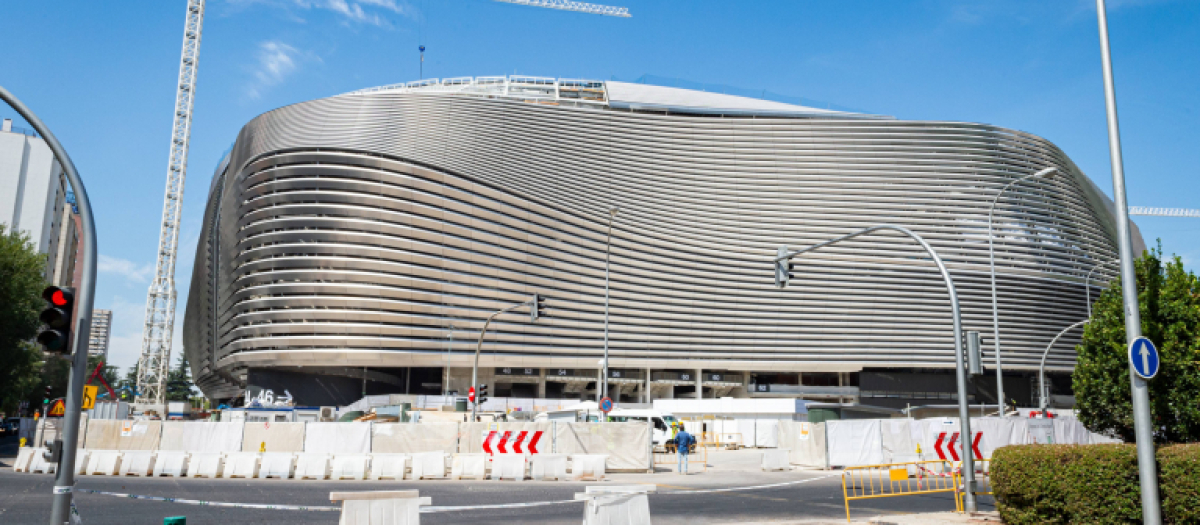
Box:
[1034,167,1058,179]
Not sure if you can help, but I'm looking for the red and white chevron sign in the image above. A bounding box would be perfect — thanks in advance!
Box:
[481,430,544,455]
[933,431,982,461]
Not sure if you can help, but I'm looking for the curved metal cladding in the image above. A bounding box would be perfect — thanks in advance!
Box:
[183,88,1133,398]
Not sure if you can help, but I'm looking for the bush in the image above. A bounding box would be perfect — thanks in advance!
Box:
[992,444,1200,524]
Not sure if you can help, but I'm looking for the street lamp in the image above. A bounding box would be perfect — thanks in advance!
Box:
[602,207,619,401]
[1,86,99,525]
[1039,319,1089,412]
[1086,258,1119,318]
[988,166,1057,416]
[775,224,979,512]
[471,295,541,422]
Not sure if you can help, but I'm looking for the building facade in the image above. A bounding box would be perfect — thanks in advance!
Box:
[0,118,70,282]
[89,309,113,360]
[183,77,1140,407]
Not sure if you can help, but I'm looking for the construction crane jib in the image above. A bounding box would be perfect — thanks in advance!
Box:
[137,0,204,406]
[1128,206,1200,218]
[494,0,631,17]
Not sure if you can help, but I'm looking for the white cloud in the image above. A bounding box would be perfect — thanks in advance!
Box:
[228,0,415,27]
[98,254,155,283]
[245,40,308,99]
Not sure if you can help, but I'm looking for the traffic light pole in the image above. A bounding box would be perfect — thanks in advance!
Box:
[470,295,540,422]
[1095,1,1161,521]
[0,85,99,525]
[775,225,977,512]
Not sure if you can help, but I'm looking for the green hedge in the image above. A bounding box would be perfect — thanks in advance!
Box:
[992,444,1200,524]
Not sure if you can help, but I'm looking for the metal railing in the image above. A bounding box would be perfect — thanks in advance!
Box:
[841,460,964,522]
[343,75,609,108]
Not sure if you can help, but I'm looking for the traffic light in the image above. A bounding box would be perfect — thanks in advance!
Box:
[468,386,476,403]
[531,293,544,322]
[43,439,62,464]
[37,286,75,354]
[43,386,52,405]
[774,246,795,289]
[477,384,489,405]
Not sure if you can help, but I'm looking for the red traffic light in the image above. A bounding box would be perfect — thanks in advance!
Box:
[42,286,74,307]
[468,386,476,403]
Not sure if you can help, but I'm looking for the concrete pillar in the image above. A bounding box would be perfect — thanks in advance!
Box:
[695,368,703,400]
[644,367,652,404]
[537,368,547,399]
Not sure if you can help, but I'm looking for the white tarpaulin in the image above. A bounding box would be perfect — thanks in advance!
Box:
[303,422,371,454]
[555,422,650,472]
[880,419,920,464]
[736,419,757,448]
[1054,418,1091,444]
[777,421,826,469]
[160,422,243,453]
[242,422,306,453]
[826,420,883,467]
[755,420,779,448]
[84,420,161,451]
[35,415,88,449]
[373,423,458,454]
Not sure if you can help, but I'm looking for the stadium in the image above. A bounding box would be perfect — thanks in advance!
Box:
[182,75,1141,407]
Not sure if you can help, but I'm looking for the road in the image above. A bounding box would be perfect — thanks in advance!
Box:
[0,469,992,524]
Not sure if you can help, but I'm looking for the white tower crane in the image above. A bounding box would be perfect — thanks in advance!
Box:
[137,0,205,406]
[1129,206,1200,218]
[494,0,631,17]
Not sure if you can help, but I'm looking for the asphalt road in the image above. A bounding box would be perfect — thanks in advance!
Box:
[0,468,993,524]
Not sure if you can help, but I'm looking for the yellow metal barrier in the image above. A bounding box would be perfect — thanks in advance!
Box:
[953,459,992,512]
[653,445,708,473]
[841,460,961,522]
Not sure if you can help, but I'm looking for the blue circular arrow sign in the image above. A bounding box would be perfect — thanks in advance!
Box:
[1128,337,1160,380]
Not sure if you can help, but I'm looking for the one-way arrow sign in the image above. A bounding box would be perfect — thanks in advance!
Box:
[1128,337,1160,380]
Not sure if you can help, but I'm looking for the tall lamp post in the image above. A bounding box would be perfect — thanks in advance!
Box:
[1038,319,1089,412]
[0,86,99,525]
[1096,1,1161,520]
[602,207,619,401]
[775,225,979,512]
[988,166,1057,416]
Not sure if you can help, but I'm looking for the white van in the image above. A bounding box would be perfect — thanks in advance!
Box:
[607,409,680,446]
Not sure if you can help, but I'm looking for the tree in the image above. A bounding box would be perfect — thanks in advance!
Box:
[0,224,49,416]
[166,353,195,402]
[1074,246,1200,443]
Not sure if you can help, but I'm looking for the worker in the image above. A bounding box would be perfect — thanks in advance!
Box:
[674,426,696,474]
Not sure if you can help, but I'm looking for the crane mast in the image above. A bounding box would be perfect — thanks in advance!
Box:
[137,0,204,406]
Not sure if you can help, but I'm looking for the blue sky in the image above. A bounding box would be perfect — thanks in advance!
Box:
[1,0,1197,372]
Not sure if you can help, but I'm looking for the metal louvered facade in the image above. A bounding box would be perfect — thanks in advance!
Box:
[182,77,1139,402]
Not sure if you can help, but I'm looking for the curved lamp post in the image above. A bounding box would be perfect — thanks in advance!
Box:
[471,295,539,421]
[988,166,1057,415]
[774,224,979,512]
[1038,319,1089,412]
[1,86,99,525]
[1086,258,1119,318]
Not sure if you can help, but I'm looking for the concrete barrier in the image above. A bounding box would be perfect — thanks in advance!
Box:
[530,454,568,481]
[491,455,526,481]
[153,451,188,477]
[296,453,332,480]
[450,453,486,480]
[119,451,155,476]
[575,485,655,525]
[331,490,430,525]
[188,452,223,478]
[258,452,296,479]
[369,454,409,480]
